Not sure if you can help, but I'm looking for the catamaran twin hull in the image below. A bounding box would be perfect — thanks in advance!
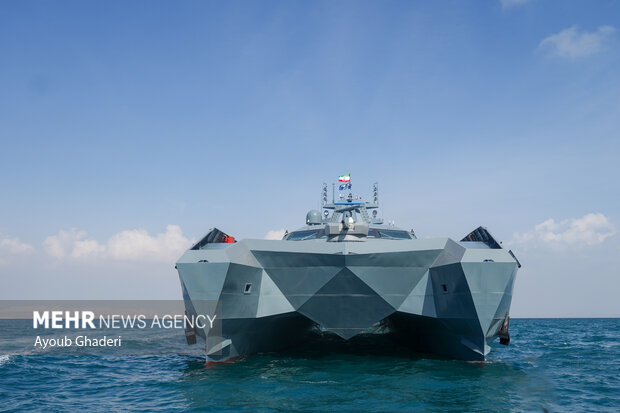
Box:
[177,230,518,362]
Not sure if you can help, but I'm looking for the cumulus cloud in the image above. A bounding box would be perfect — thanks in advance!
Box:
[43,229,98,259]
[539,25,615,58]
[1,236,34,254]
[0,235,34,264]
[43,225,193,263]
[107,226,191,261]
[512,213,616,248]
[265,229,286,240]
[501,0,532,8]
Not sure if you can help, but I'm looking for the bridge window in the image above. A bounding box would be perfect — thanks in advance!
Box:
[376,229,412,239]
[285,229,325,241]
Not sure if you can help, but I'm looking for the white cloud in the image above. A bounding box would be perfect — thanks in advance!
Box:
[539,25,616,58]
[511,213,616,248]
[43,225,193,263]
[1,236,34,254]
[72,238,105,259]
[107,225,191,262]
[0,235,34,264]
[501,0,532,8]
[265,229,286,240]
[43,229,100,259]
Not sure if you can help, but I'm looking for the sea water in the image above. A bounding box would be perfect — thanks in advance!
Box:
[0,318,618,412]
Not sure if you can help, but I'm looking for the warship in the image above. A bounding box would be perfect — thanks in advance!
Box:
[176,179,520,362]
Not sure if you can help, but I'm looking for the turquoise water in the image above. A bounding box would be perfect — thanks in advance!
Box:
[1,319,619,411]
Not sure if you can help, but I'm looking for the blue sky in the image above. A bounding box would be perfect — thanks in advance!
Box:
[1,1,619,316]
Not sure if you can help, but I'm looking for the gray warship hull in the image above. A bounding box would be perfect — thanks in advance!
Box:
[177,235,518,362]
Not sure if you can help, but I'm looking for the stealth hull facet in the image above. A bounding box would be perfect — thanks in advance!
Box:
[177,231,518,361]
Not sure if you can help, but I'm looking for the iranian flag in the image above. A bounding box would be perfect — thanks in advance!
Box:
[338,174,350,182]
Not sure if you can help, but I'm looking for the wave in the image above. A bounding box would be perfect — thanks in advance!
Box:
[0,354,9,366]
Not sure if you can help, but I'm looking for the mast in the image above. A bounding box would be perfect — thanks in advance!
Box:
[321,177,381,224]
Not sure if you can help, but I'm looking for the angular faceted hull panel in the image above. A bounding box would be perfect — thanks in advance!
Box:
[177,236,518,362]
